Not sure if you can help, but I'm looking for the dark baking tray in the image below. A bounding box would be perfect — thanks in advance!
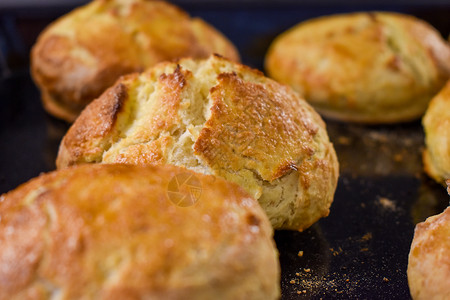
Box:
[1,2,449,299]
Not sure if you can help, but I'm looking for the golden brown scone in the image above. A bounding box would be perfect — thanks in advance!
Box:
[408,207,450,300]
[31,0,240,122]
[265,12,450,123]
[0,164,279,300]
[56,55,339,230]
[423,81,450,184]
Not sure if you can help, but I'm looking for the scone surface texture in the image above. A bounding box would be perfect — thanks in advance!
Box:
[56,55,339,230]
[423,81,450,184]
[0,163,279,300]
[408,207,450,300]
[265,12,450,123]
[31,0,240,122]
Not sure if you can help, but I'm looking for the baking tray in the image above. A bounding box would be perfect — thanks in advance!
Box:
[0,2,449,299]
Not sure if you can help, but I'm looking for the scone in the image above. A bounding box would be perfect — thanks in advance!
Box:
[0,164,280,299]
[423,81,450,185]
[265,12,450,123]
[31,0,239,122]
[56,55,339,231]
[408,206,450,300]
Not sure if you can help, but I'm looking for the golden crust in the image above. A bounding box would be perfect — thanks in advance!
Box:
[31,0,240,122]
[422,81,450,184]
[408,207,450,300]
[265,12,450,123]
[447,179,450,195]
[0,164,279,299]
[56,55,339,230]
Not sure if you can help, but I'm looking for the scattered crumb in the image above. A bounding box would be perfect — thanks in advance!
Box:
[297,290,301,294]
[298,250,304,257]
[303,290,307,294]
[368,131,388,142]
[361,232,372,242]
[360,247,369,252]
[304,268,311,273]
[383,277,389,282]
[290,280,296,284]
[378,197,396,211]
[296,273,300,276]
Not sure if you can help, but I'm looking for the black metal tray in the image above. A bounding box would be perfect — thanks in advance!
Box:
[1,3,449,299]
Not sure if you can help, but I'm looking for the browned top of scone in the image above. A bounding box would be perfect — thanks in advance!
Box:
[31,0,240,122]
[266,12,450,123]
[408,207,450,300]
[0,164,279,299]
[56,54,339,230]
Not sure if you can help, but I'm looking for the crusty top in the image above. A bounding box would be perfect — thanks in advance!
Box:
[265,12,450,123]
[422,81,450,185]
[408,207,450,300]
[31,0,240,122]
[57,55,339,230]
[0,164,279,300]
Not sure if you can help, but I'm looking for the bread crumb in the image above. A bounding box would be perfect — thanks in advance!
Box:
[290,279,295,284]
[297,290,301,294]
[383,277,389,282]
[378,197,396,211]
[330,247,343,256]
[361,232,372,241]
[304,268,311,273]
[298,250,304,257]
[295,272,300,276]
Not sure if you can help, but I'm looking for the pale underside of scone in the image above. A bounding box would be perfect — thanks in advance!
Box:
[265,12,450,123]
[0,164,280,300]
[408,207,450,300]
[57,55,339,231]
[31,0,240,122]
[422,81,450,185]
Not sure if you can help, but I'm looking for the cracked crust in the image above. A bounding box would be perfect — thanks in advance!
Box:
[408,207,450,300]
[0,164,280,300]
[422,81,450,185]
[56,55,339,230]
[31,0,240,122]
[265,12,450,123]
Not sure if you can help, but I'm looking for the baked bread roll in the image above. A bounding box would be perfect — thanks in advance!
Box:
[0,164,280,299]
[31,0,239,122]
[408,206,450,300]
[56,54,339,231]
[423,81,450,184]
[265,12,450,123]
